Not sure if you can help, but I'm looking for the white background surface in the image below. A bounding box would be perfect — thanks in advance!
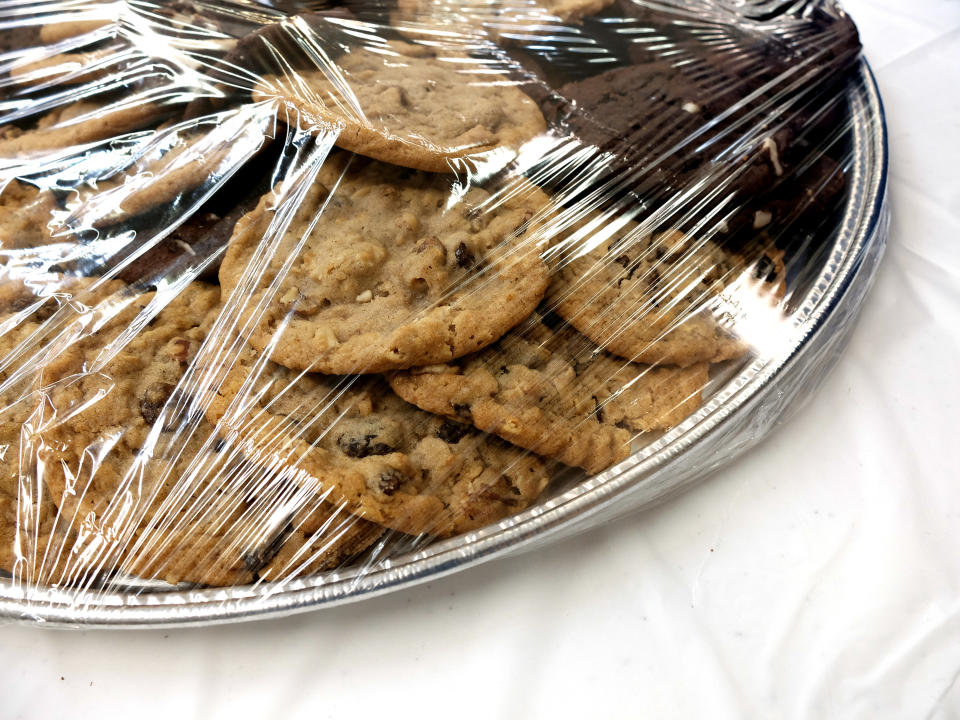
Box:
[2,1,959,717]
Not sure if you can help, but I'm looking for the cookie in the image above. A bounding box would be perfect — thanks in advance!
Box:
[103,136,283,285]
[205,342,553,537]
[68,108,272,231]
[396,0,614,25]
[0,99,163,159]
[7,47,123,88]
[257,501,384,582]
[0,275,124,584]
[389,315,709,473]
[219,152,553,374]
[32,282,294,586]
[547,224,747,367]
[38,19,114,45]
[0,180,61,254]
[252,39,546,172]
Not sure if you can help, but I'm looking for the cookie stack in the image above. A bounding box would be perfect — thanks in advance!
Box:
[0,0,858,589]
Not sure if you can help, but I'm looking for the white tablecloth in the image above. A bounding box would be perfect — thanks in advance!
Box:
[2,1,959,717]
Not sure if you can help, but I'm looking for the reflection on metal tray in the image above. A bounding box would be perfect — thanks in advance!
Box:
[0,60,888,628]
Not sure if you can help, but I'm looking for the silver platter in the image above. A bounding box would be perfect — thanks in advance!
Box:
[0,60,889,627]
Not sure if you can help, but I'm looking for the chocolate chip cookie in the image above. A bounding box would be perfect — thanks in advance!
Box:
[0,99,163,159]
[32,282,282,586]
[389,314,708,473]
[0,180,61,255]
[547,223,747,367]
[205,341,553,537]
[219,151,553,374]
[0,275,125,584]
[252,39,546,172]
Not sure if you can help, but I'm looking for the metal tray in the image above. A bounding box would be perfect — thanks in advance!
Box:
[0,59,889,627]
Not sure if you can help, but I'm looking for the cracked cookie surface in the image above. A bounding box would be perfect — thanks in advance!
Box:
[389,316,708,474]
[220,152,552,374]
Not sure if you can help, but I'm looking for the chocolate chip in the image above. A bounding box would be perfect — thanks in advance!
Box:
[455,242,475,269]
[377,469,406,496]
[336,432,395,459]
[139,382,175,425]
[436,420,470,444]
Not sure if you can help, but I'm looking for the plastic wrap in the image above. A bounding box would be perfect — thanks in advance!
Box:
[0,0,885,625]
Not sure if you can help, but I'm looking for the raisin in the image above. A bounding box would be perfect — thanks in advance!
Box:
[377,469,406,496]
[755,255,774,280]
[436,420,470,444]
[538,311,564,330]
[337,432,395,459]
[477,477,519,505]
[455,242,475,269]
[169,338,192,369]
[139,382,175,425]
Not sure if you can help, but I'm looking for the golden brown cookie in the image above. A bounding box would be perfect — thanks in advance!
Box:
[205,341,553,538]
[252,39,546,173]
[0,275,125,585]
[389,315,708,474]
[0,180,61,253]
[219,152,552,374]
[0,99,162,158]
[7,46,124,88]
[69,108,272,230]
[31,282,289,586]
[39,18,114,45]
[548,225,748,367]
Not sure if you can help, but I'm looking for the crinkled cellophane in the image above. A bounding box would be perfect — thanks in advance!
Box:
[0,0,887,625]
